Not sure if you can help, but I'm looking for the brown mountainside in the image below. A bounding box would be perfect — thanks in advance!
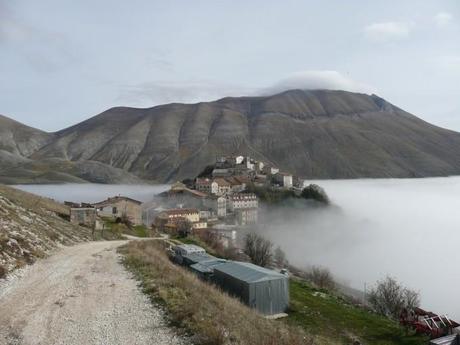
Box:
[2,89,460,183]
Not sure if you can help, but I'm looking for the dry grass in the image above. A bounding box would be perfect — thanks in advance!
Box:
[0,184,92,274]
[0,184,69,216]
[119,240,312,345]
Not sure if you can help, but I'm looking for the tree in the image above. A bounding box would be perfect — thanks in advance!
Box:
[301,184,330,204]
[243,233,273,267]
[176,218,193,238]
[274,246,288,268]
[308,266,335,290]
[367,276,420,319]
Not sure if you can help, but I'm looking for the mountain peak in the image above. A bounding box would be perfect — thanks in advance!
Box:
[2,89,460,184]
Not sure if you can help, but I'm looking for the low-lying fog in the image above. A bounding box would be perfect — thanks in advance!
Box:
[256,177,460,320]
[15,178,460,319]
[13,184,169,203]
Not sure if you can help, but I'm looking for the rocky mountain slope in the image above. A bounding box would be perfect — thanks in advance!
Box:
[2,89,460,183]
[0,185,92,277]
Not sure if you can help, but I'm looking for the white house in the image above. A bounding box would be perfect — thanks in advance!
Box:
[235,155,244,165]
[203,195,227,218]
[196,178,218,194]
[227,193,258,211]
[274,172,293,188]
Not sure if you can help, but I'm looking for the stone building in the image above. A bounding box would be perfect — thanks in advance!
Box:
[70,207,96,228]
[92,196,142,225]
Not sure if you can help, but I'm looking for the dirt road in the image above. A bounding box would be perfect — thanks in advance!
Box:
[0,241,188,345]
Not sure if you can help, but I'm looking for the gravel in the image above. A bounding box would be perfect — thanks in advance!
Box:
[0,240,190,345]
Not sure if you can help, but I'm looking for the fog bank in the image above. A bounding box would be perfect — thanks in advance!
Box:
[13,184,169,204]
[14,179,460,319]
[256,177,460,319]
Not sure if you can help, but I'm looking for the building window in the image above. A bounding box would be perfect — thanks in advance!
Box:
[112,207,117,214]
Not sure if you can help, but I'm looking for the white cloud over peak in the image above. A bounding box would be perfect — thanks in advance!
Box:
[434,12,453,27]
[118,71,375,107]
[261,71,375,95]
[364,21,413,41]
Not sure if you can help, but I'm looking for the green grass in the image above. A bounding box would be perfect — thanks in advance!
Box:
[133,225,149,237]
[99,219,150,239]
[288,279,428,345]
[119,240,309,345]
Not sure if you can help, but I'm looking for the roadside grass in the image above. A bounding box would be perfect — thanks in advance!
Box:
[133,225,149,237]
[119,240,311,345]
[288,279,428,345]
[100,218,150,239]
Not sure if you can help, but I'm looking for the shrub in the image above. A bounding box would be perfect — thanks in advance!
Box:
[307,266,336,291]
[301,184,330,204]
[367,276,420,319]
[244,232,273,267]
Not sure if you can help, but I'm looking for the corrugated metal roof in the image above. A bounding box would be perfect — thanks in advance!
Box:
[190,258,227,273]
[175,244,205,253]
[182,252,216,264]
[214,261,286,283]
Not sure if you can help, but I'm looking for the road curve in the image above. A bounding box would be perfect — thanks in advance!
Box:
[0,240,188,345]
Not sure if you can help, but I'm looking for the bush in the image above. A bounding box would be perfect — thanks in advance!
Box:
[274,246,288,268]
[307,266,336,290]
[244,232,273,267]
[367,276,420,319]
[301,184,330,204]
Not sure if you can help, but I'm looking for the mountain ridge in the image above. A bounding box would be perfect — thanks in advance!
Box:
[1,89,460,184]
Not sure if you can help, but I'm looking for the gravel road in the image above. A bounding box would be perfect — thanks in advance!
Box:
[0,240,189,345]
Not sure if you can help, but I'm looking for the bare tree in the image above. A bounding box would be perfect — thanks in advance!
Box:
[274,246,288,268]
[244,233,273,267]
[367,276,420,319]
[308,266,336,290]
[176,218,193,238]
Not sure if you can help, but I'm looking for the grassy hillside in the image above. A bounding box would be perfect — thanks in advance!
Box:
[288,279,427,345]
[120,240,310,345]
[120,240,428,345]
[0,185,92,277]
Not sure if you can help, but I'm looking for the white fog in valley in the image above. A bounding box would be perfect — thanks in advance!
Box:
[14,184,169,204]
[15,178,460,319]
[256,177,460,320]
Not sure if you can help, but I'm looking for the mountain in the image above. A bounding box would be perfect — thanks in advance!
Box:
[2,89,460,184]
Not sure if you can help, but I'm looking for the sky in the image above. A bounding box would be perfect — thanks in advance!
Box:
[0,0,459,132]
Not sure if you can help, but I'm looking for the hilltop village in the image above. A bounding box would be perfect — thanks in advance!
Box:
[68,155,325,247]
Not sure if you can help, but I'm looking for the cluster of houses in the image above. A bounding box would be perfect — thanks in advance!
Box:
[210,155,309,190]
[149,155,310,235]
[171,243,289,316]
[68,155,308,245]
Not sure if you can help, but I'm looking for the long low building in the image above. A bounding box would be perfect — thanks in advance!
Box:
[172,244,289,315]
[213,261,289,315]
